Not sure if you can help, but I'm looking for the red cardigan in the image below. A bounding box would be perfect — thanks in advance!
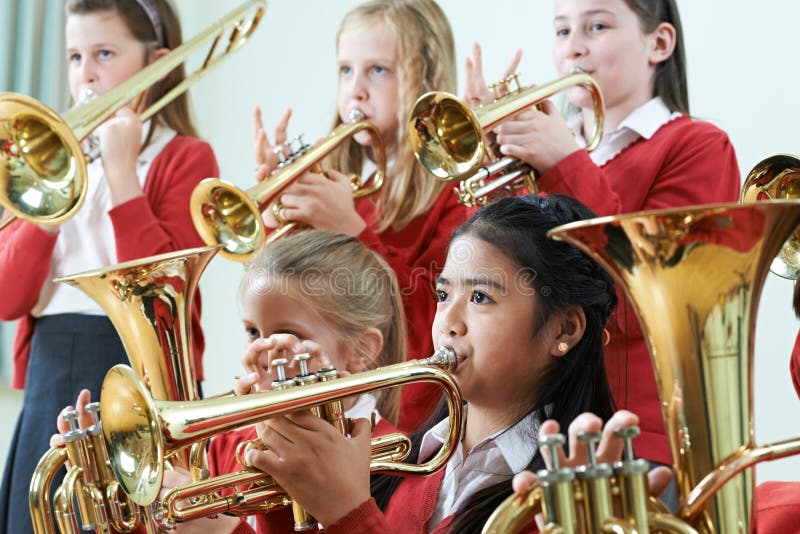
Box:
[0,135,218,388]
[538,115,741,465]
[355,186,468,433]
[207,417,401,534]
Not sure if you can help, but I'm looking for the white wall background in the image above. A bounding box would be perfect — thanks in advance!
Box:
[173,0,800,483]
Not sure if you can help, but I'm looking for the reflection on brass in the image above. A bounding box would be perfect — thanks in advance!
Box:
[1,0,265,232]
[189,110,386,262]
[408,72,604,206]
[741,154,800,279]
[511,201,800,533]
[101,347,462,528]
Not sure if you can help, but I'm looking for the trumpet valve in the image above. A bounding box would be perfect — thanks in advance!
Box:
[270,358,294,390]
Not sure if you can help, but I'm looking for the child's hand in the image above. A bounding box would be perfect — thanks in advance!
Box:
[493,98,579,174]
[49,389,93,449]
[247,414,372,527]
[239,335,332,393]
[254,106,292,182]
[97,106,144,204]
[463,43,523,108]
[160,467,243,533]
[273,168,366,236]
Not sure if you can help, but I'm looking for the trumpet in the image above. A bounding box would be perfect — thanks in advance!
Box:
[100,347,463,529]
[482,201,800,533]
[0,0,265,232]
[190,109,385,262]
[408,72,604,207]
[740,154,800,279]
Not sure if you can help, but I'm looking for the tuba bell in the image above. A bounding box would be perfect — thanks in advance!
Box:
[29,245,221,534]
[482,200,800,533]
[0,0,265,232]
[740,154,800,279]
[408,72,604,206]
[189,109,385,262]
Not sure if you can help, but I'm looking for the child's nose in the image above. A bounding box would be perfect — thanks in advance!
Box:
[567,32,588,58]
[78,60,98,85]
[350,72,369,101]
[441,302,467,337]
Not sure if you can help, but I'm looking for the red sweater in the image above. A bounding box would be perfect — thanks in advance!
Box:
[355,186,468,433]
[538,115,741,464]
[207,418,400,534]
[752,481,800,533]
[792,330,800,399]
[0,135,218,388]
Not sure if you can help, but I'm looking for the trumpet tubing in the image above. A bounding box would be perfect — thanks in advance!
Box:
[99,347,463,527]
[0,0,265,232]
[409,72,604,206]
[190,113,386,262]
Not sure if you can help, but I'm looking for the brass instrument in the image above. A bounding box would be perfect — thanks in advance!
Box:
[190,109,386,262]
[0,0,266,231]
[100,346,463,528]
[483,201,800,533]
[740,154,800,279]
[408,72,604,206]
[30,245,221,534]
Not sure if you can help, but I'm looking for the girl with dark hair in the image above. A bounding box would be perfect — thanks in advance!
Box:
[243,194,620,533]
[0,2,218,532]
[464,0,741,481]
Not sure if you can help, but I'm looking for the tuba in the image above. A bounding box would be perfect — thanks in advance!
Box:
[740,154,800,279]
[483,201,800,533]
[0,0,265,232]
[408,72,604,206]
[29,245,221,534]
[190,109,385,262]
[100,347,463,529]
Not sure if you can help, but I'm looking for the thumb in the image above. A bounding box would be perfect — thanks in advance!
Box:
[350,417,372,443]
[512,470,538,495]
[647,466,673,498]
[539,98,559,117]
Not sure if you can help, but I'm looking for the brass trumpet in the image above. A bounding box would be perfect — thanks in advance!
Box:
[408,72,604,206]
[100,347,463,528]
[190,109,385,262]
[482,201,800,533]
[0,0,266,232]
[740,154,800,279]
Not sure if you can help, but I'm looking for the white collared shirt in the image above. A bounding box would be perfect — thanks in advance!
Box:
[33,122,177,317]
[570,97,681,166]
[421,406,542,530]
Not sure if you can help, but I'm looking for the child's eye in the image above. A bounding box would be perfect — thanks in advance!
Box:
[555,27,570,38]
[68,52,81,63]
[435,289,448,303]
[471,290,493,304]
[245,326,260,341]
[98,49,114,59]
[589,22,607,32]
[339,65,352,76]
[371,65,387,75]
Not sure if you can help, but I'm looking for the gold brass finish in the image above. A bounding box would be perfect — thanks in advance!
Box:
[0,0,266,232]
[100,346,463,524]
[740,154,800,279]
[540,201,800,533]
[190,112,386,262]
[29,245,221,534]
[408,72,604,206]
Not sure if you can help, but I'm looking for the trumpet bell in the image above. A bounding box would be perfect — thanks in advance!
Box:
[409,92,484,180]
[0,93,87,228]
[190,178,266,261]
[100,365,165,506]
[741,154,800,279]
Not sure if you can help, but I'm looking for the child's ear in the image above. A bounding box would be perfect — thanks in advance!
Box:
[648,22,676,66]
[146,47,170,66]
[549,306,586,358]
[346,327,384,373]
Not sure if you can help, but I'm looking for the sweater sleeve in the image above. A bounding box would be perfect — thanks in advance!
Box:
[0,219,58,320]
[324,498,396,534]
[109,137,219,262]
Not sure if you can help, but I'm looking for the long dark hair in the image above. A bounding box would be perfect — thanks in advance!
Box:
[623,0,689,115]
[371,194,618,532]
[65,0,199,142]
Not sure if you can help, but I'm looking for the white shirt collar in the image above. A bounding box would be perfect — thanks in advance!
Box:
[569,97,680,166]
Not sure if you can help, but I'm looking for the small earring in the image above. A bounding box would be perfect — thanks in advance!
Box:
[557,342,568,353]
[603,328,611,347]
